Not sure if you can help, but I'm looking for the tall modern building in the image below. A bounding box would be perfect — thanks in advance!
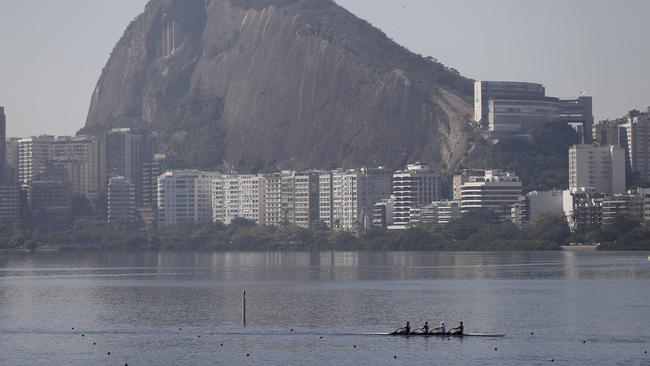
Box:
[18,135,57,186]
[619,114,650,182]
[568,144,626,194]
[107,176,136,227]
[460,170,522,219]
[0,107,6,182]
[157,170,219,228]
[105,128,152,205]
[390,163,441,229]
[142,154,166,209]
[5,138,21,184]
[212,174,266,225]
[0,184,20,227]
[558,97,594,144]
[50,136,103,200]
[28,180,72,231]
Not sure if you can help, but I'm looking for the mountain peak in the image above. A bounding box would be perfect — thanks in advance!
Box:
[83,0,473,171]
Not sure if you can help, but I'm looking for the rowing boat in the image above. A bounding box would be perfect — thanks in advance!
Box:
[384,332,505,338]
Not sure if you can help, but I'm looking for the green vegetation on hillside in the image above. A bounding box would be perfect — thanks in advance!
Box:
[469,122,579,192]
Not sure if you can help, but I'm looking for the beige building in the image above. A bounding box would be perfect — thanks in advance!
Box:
[568,144,626,194]
[619,114,650,182]
[50,136,104,200]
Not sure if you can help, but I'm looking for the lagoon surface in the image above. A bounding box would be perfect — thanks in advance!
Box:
[0,251,649,365]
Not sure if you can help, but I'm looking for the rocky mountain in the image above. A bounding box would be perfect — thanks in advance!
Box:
[82,0,475,171]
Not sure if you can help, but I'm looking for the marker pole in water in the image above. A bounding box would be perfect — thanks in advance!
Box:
[242,290,246,326]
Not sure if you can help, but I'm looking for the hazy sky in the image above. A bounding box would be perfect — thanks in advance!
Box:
[1,0,649,138]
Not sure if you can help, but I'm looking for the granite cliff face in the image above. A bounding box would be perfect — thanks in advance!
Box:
[83,0,475,171]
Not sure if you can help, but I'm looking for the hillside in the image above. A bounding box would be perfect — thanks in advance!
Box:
[81,0,474,171]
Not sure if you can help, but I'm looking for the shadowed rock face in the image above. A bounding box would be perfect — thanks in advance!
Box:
[84,0,474,171]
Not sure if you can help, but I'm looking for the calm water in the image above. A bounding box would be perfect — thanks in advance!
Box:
[0,251,649,365]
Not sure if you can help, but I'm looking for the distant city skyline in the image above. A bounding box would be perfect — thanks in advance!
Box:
[1,0,649,137]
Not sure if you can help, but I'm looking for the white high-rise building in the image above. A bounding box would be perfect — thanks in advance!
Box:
[460,170,522,219]
[619,114,650,182]
[569,144,625,194]
[329,167,392,230]
[390,163,441,229]
[18,135,57,185]
[318,172,334,227]
[293,171,320,228]
[212,175,265,225]
[157,170,220,228]
[331,170,360,230]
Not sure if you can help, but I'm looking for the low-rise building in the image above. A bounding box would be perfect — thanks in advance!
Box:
[411,200,462,226]
[460,170,522,220]
[563,188,603,232]
[513,190,565,225]
[372,197,395,228]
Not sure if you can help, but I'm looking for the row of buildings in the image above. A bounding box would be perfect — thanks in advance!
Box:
[0,115,161,230]
[154,164,436,230]
[1,97,649,235]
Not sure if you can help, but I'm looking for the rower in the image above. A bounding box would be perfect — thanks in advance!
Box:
[434,321,446,334]
[450,321,464,335]
[422,321,429,334]
[404,321,410,334]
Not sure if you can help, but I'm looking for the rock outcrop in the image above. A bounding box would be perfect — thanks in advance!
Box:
[83,0,474,171]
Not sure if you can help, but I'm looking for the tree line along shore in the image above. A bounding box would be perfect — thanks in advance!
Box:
[1,210,648,252]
